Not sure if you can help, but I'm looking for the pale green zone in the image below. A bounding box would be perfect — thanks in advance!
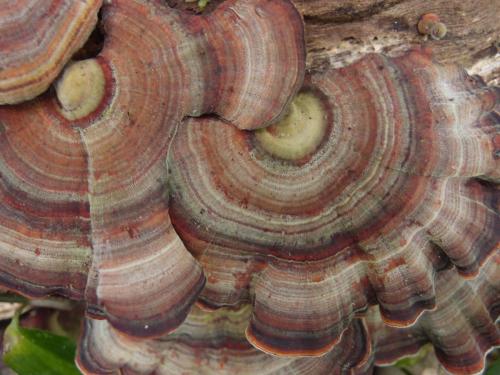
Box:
[185,0,210,10]
[198,0,209,9]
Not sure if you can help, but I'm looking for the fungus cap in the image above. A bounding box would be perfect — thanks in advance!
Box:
[168,49,499,355]
[0,0,305,339]
[0,0,102,104]
[370,252,500,375]
[77,305,373,374]
[417,13,447,40]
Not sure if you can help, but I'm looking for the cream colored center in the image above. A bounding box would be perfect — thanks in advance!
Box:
[55,59,105,120]
[255,92,327,160]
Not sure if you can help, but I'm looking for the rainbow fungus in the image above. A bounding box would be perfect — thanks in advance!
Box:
[0,1,498,374]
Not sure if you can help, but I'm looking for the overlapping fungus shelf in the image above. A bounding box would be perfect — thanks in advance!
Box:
[370,252,500,375]
[1,1,499,374]
[168,48,499,356]
[0,0,102,104]
[77,305,372,374]
[0,0,305,339]
[77,253,499,374]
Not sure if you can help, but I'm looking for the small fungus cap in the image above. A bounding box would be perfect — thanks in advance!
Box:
[417,13,447,40]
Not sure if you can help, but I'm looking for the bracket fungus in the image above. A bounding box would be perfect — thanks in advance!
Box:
[370,252,500,374]
[78,306,373,374]
[0,1,499,375]
[76,252,499,374]
[0,0,102,104]
[168,48,499,357]
[0,0,305,339]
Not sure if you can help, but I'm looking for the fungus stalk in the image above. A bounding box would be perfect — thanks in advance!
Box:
[55,59,105,120]
[255,92,327,160]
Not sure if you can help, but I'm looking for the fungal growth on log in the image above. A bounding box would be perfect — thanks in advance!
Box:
[76,252,500,374]
[78,306,373,374]
[370,253,500,374]
[0,0,305,339]
[169,49,499,356]
[0,0,498,374]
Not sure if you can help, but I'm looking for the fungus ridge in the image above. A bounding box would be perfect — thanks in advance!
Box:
[0,0,102,104]
[77,305,373,375]
[167,49,500,355]
[370,252,500,375]
[77,252,499,374]
[0,0,306,339]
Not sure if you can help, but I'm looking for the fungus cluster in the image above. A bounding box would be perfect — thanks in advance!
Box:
[0,1,498,374]
[79,252,500,374]
[417,13,447,40]
[0,0,304,340]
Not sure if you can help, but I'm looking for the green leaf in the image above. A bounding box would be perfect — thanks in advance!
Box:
[486,358,500,375]
[0,293,28,304]
[3,314,81,375]
[393,344,432,373]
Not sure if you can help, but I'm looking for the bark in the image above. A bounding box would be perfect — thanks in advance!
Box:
[169,0,499,83]
[293,0,500,83]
